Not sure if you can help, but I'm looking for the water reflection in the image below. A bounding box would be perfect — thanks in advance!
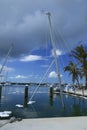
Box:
[72,98,87,116]
[49,95,53,106]
[0,86,2,106]
[24,86,28,108]
[1,85,87,118]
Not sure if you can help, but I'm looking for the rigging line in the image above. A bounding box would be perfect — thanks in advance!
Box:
[28,59,55,102]
[55,28,71,53]
[54,28,71,52]
[52,15,71,53]
[0,44,13,75]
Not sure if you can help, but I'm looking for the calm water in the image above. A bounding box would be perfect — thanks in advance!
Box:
[0,85,87,119]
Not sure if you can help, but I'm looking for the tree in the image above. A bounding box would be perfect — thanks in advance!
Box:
[64,61,81,91]
[70,44,87,88]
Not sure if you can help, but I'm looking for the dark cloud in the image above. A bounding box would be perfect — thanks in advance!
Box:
[0,0,87,58]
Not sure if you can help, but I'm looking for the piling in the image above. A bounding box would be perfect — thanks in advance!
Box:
[49,87,53,106]
[24,85,28,98]
[24,85,28,107]
[50,86,53,98]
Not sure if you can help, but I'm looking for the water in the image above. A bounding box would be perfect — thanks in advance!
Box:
[0,85,87,119]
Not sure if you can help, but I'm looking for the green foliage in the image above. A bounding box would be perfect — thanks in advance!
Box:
[64,44,87,87]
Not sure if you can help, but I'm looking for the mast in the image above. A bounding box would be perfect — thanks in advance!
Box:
[0,44,13,75]
[46,12,64,107]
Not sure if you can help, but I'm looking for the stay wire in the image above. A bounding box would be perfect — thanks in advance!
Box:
[29,59,55,102]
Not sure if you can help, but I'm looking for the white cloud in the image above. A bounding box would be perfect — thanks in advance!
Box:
[20,54,43,62]
[51,49,63,57]
[15,75,27,79]
[49,71,57,78]
[49,71,63,78]
[0,64,14,72]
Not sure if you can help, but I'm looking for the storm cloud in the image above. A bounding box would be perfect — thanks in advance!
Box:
[0,0,87,59]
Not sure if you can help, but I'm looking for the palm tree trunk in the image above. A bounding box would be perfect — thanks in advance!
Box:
[82,87,84,96]
[76,78,80,88]
[72,79,76,95]
[73,82,75,95]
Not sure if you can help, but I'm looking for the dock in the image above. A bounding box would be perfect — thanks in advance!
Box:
[54,89,87,99]
[0,117,87,130]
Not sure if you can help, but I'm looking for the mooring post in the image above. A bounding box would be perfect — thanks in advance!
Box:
[24,85,28,107]
[24,85,28,98]
[49,86,53,106]
[50,86,53,98]
[0,86,2,105]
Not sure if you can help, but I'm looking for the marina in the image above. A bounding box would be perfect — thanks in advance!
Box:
[0,84,87,119]
[0,0,87,129]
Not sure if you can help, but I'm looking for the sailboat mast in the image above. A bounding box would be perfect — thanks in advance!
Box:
[46,12,61,89]
[46,12,64,107]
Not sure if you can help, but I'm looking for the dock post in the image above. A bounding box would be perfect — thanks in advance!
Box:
[25,85,28,98]
[50,86,53,98]
[24,85,28,107]
[0,86,2,106]
[50,86,53,106]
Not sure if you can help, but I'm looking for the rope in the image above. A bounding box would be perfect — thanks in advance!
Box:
[28,59,55,102]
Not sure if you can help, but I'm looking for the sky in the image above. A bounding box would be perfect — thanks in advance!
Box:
[0,0,87,83]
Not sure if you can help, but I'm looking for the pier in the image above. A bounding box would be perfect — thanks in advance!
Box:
[54,89,87,99]
[0,117,87,130]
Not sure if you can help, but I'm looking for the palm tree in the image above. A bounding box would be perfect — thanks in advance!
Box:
[70,44,87,88]
[64,61,81,92]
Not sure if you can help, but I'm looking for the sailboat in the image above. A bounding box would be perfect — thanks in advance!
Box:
[28,12,64,107]
[46,12,64,107]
